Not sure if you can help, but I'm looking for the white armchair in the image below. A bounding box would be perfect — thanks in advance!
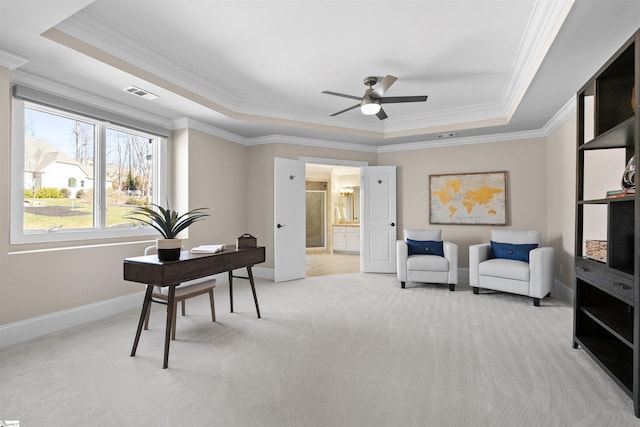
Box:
[397,228,458,290]
[469,230,554,306]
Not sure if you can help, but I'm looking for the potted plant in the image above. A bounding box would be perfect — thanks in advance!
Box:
[126,203,209,261]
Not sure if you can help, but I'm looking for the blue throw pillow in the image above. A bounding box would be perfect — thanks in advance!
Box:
[406,239,444,257]
[490,241,538,262]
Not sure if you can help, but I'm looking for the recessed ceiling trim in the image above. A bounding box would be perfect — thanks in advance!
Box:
[42,27,384,141]
[0,48,28,70]
[49,1,574,138]
[377,129,547,153]
[540,94,576,135]
[247,134,379,153]
[500,0,575,120]
[172,117,248,145]
[12,70,173,129]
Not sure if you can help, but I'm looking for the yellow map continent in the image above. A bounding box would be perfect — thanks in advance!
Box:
[432,179,461,205]
[462,185,503,214]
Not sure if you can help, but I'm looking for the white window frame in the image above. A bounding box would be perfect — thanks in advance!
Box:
[11,98,168,244]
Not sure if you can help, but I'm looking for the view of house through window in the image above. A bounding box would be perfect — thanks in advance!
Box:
[22,104,157,235]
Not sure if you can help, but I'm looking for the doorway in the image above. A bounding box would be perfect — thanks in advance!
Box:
[305,162,361,276]
[275,158,397,281]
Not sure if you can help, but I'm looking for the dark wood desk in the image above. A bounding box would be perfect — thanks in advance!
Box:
[124,245,265,368]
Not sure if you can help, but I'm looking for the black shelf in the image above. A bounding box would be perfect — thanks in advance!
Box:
[580,306,633,347]
[580,116,635,150]
[578,195,635,204]
[575,336,633,396]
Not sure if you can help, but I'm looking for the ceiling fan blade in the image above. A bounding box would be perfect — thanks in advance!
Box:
[380,95,428,104]
[372,75,398,97]
[330,104,360,117]
[376,108,388,120]
[322,91,362,101]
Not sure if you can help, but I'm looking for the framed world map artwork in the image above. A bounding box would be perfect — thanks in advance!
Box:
[429,171,507,225]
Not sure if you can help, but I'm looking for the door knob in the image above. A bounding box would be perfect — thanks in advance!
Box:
[277,224,286,228]
[390,222,395,227]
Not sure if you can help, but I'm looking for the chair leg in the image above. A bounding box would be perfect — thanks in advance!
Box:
[209,289,216,322]
[449,284,455,291]
[181,300,186,316]
[401,281,405,289]
[171,302,178,340]
[472,287,479,294]
[533,298,540,307]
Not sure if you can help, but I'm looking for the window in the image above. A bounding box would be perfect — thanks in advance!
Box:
[11,94,167,244]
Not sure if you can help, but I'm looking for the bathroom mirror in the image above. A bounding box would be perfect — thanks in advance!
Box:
[338,186,360,223]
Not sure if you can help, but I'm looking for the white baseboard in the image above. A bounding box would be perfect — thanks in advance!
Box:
[0,269,274,349]
[552,278,574,304]
[0,291,145,348]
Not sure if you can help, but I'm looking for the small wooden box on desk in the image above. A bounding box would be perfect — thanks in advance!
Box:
[237,233,257,249]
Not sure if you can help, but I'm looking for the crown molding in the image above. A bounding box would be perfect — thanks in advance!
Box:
[54,10,239,111]
[174,94,575,154]
[500,0,575,119]
[381,101,506,135]
[12,69,575,155]
[50,1,574,137]
[0,49,28,70]
[540,95,576,135]
[172,117,248,145]
[376,129,546,153]
[11,71,173,129]
[246,134,380,153]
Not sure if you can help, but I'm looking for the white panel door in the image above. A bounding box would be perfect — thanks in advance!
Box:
[361,166,397,273]
[274,157,306,282]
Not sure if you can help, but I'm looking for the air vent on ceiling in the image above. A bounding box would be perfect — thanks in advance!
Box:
[123,86,158,100]
[436,132,456,139]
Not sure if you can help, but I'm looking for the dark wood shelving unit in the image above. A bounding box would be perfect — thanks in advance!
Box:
[580,306,633,346]
[574,28,640,417]
[575,336,634,394]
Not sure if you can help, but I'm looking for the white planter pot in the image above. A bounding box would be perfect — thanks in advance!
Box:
[156,238,182,261]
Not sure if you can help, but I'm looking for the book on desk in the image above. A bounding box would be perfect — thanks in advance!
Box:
[190,244,226,254]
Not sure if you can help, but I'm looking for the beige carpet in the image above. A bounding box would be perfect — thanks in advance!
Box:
[1,274,638,426]
[306,252,360,276]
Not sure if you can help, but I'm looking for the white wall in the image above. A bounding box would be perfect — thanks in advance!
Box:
[546,113,578,290]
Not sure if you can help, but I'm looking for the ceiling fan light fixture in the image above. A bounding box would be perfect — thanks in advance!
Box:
[360,97,381,115]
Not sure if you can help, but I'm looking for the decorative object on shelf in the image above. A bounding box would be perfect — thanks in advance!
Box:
[585,239,607,263]
[606,188,635,198]
[126,203,210,261]
[622,154,636,190]
[429,171,507,225]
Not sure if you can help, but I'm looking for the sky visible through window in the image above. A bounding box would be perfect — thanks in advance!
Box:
[26,108,82,158]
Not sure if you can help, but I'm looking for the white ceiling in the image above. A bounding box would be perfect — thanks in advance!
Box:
[2,0,640,149]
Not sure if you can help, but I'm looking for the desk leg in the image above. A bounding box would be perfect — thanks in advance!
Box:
[247,266,261,319]
[131,285,154,357]
[228,270,234,313]
[163,285,176,369]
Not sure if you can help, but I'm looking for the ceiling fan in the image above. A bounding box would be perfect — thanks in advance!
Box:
[322,75,428,120]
